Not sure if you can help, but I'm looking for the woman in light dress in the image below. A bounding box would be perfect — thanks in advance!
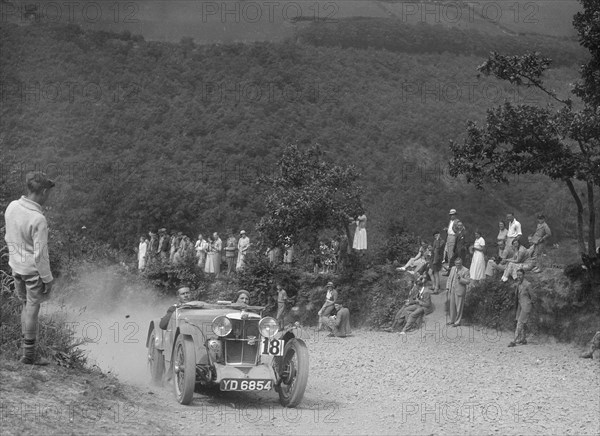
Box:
[470,230,486,281]
[138,236,148,271]
[352,214,367,251]
[204,235,216,274]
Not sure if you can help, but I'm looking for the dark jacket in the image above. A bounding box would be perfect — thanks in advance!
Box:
[159,304,176,330]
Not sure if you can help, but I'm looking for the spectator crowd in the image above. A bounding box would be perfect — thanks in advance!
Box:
[136,228,251,276]
[393,208,553,347]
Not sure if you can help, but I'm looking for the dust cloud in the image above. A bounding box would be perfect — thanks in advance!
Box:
[47,265,173,386]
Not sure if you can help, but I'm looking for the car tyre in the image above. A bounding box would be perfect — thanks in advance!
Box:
[173,335,196,405]
[148,328,165,386]
[275,338,309,408]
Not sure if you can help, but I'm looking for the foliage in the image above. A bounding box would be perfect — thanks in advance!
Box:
[142,255,207,296]
[463,279,516,330]
[464,272,600,345]
[1,21,592,255]
[449,0,599,258]
[257,144,363,249]
[377,219,420,264]
[0,287,88,368]
[297,17,586,66]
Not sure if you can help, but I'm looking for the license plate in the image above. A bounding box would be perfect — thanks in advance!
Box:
[261,338,285,356]
[220,379,273,391]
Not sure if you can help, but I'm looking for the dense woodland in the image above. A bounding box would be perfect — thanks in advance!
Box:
[1,17,597,254]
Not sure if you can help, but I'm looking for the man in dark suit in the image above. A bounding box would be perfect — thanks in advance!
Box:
[400,285,434,334]
[446,257,470,327]
[508,269,533,347]
[386,276,424,332]
[159,286,192,330]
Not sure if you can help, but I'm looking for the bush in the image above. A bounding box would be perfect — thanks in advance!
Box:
[463,271,600,345]
[143,254,207,296]
[463,278,516,330]
[0,286,88,368]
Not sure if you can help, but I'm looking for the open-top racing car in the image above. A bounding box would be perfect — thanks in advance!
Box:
[146,301,309,407]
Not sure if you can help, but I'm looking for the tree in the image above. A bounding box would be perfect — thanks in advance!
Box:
[257,144,363,252]
[449,0,599,259]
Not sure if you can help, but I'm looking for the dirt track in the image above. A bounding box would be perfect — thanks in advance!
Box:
[2,290,598,435]
[146,291,600,435]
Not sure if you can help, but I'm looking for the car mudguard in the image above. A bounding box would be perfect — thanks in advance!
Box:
[174,324,210,365]
[146,319,165,350]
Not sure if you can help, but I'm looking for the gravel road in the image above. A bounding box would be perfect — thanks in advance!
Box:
[148,291,600,435]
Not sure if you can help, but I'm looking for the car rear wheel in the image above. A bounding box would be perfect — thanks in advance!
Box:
[173,335,196,405]
[276,338,309,408]
[148,329,164,385]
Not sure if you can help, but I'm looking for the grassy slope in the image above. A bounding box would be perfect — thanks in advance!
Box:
[0,357,172,435]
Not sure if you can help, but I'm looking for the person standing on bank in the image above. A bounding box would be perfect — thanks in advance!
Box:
[352,213,367,251]
[237,230,250,270]
[138,236,148,271]
[505,213,522,247]
[225,231,237,275]
[275,283,290,328]
[442,209,459,274]
[508,269,533,347]
[4,171,56,365]
[469,230,486,282]
[446,257,470,327]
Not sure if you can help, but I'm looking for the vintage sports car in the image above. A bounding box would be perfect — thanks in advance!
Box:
[146,301,309,407]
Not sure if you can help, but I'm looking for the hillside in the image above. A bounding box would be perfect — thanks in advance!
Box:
[5,0,581,43]
[1,18,595,252]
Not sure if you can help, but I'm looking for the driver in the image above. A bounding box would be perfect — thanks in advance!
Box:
[159,286,192,330]
[235,289,250,305]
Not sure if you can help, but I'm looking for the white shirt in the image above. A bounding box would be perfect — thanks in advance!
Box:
[4,196,53,283]
[507,219,522,239]
[447,219,456,236]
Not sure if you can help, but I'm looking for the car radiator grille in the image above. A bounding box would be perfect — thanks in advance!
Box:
[224,319,260,365]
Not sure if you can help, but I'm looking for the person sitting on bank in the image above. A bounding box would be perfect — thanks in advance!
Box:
[386,276,425,332]
[318,282,338,329]
[400,283,434,335]
[580,331,600,359]
[501,239,535,282]
[485,238,514,277]
[398,241,428,272]
[159,286,192,330]
[325,300,351,338]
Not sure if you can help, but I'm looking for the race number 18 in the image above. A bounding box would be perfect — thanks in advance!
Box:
[261,338,284,356]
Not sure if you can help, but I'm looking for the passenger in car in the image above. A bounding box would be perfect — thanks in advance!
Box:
[235,289,251,305]
[159,286,192,330]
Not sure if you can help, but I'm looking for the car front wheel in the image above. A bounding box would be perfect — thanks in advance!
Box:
[276,338,309,408]
[173,335,196,405]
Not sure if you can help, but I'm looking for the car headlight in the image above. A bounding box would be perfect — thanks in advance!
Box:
[212,316,232,337]
[259,317,279,338]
